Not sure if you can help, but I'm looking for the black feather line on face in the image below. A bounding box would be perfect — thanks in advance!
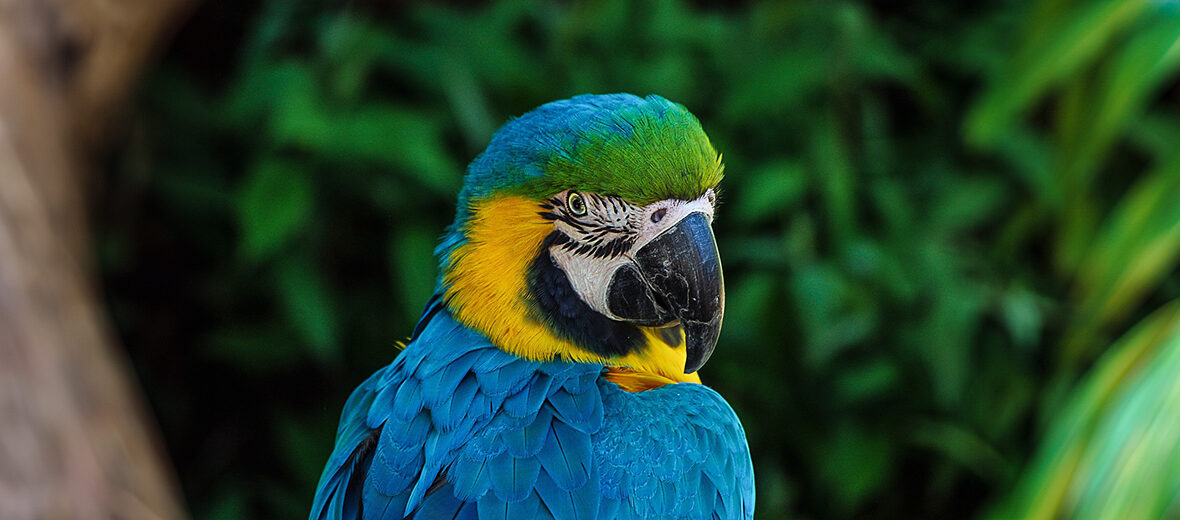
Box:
[526,232,643,357]
[541,193,640,260]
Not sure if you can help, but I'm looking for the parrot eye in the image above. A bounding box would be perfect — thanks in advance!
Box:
[651,208,667,223]
[567,192,587,216]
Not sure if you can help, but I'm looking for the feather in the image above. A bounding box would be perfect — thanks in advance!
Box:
[404,433,447,515]
[477,489,540,520]
[536,420,592,491]
[470,347,519,373]
[597,496,621,520]
[476,361,536,398]
[449,455,491,501]
[392,376,424,422]
[487,449,542,502]
[502,406,552,458]
[434,374,480,432]
[369,430,423,496]
[502,373,553,419]
[454,501,478,520]
[546,387,603,434]
[361,479,409,520]
[408,482,462,519]
[534,465,600,520]
[423,351,479,408]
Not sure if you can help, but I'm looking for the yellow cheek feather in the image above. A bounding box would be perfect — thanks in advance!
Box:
[442,195,700,387]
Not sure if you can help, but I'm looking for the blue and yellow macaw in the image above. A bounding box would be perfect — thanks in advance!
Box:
[310,94,754,519]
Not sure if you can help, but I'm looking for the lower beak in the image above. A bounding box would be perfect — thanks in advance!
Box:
[607,212,724,373]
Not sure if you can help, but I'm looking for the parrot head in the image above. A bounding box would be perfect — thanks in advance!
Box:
[436,94,724,385]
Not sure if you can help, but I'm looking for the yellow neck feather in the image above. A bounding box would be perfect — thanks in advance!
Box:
[442,195,700,386]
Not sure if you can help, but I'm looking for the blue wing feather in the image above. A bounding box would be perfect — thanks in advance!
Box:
[476,489,541,520]
[534,464,600,520]
[502,406,552,458]
[450,455,490,500]
[434,374,480,430]
[487,449,541,502]
[547,387,604,434]
[536,419,593,491]
[455,502,479,520]
[407,482,464,519]
[503,373,553,418]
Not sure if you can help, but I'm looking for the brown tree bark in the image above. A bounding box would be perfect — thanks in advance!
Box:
[0,0,195,518]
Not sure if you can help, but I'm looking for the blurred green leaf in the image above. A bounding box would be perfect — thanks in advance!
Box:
[222,59,320,131]
[318,15,383,102]
[723,272,778,349]
[791,263,878,369]
[268,87,459,195]
[734,159,807,224]
[755,463,797,520]
[991,124,1057,206]
[409,0,545,94]
[328,105,460,195]
[811,113,857,246]
[840,3,920,85]
[391,225,439,322]
[156,166,235,219]
[198,489,246,520]
[721,50,829,123]
[238,0,301,66]
[1000,285,1044,350]
[989,302,1180,520]
[910,419,1013,484]
[929,175,1007,235]
[833,358,899,404]
[204,326,301,372]
[965,0,1149,147]
[275,257,340,361]
[912,264,987,408]
[1128,111,1180,158]
[277,413,335,490]
[866,177,912,237]
[236,157,314,263]
[1064,154,1180,361]
[1056,10,1180,190]
[439,59,497,150]
[817,425,895,515]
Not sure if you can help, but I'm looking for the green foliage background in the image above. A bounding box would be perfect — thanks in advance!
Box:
[97,0,1180,518]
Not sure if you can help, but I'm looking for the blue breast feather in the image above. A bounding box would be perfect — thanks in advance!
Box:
[310,301,754,519]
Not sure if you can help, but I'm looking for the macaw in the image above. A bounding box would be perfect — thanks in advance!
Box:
[310,93,754,519]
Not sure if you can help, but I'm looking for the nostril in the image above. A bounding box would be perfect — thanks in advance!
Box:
[651,208,667,223]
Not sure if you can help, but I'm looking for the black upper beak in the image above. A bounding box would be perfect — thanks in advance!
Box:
[607,212,724,373]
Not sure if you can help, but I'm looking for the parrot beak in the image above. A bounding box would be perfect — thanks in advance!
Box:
[607,212,724,373]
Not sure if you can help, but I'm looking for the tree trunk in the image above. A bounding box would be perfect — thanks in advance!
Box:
[0,0,194,518]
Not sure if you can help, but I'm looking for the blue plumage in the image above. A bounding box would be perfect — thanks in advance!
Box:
[309,304,754,519]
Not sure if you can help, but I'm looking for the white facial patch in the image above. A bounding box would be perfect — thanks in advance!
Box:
[545,190,716,321]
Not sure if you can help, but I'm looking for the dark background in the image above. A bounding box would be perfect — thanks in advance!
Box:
[96,1,1180,518]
